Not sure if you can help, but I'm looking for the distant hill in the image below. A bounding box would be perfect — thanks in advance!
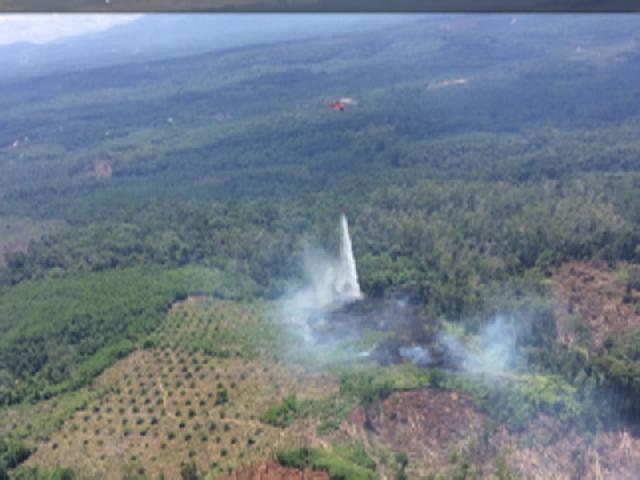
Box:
[0,13,415,84]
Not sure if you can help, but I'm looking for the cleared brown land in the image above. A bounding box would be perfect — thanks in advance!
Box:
[492,415,640,480]
[341,388,640,479]
[342,389,487,477]
[554,261,640,348]
[216,461,330,480]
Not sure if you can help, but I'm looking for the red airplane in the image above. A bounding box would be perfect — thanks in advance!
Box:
[327,97,355,111]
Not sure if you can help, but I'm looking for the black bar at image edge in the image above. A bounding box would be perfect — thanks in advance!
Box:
[0,1,638,14]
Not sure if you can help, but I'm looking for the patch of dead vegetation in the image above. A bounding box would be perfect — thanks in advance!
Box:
[491,415,640,480]
[340,388,640,479]
[340,389,490,478]
[589,428,640,480]
[554,261,640,349]
[93,160,113,179]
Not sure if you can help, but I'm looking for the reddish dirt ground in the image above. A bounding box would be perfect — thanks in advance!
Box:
[94,160,113,178]
[216,461,329,480]
[554,261,640,348]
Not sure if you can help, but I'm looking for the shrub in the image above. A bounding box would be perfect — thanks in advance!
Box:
[340,373,393,408]
[277,444,377,480]
[180,462,199,480]
[262,394,299,428]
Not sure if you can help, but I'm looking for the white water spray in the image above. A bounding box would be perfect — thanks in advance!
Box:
[336,214,362,301]
[280,214,362,342]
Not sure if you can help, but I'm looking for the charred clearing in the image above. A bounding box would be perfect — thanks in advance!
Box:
[309,291,461,370]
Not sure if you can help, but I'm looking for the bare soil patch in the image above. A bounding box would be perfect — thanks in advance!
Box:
[341,388,640,479]
[341,389,489,478]
[216,460,330,480]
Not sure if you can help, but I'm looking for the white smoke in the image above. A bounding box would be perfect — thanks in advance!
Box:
[280,215,362,342]
[440,315,523,375]
[399,345,431,366]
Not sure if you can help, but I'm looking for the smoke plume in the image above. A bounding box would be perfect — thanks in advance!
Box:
[279,214,362,342]
[399,345,432,366]
[440,315,524,375]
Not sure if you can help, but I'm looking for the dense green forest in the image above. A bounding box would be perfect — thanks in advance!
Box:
[1,14,640,479]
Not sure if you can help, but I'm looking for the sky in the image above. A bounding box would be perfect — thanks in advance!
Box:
[0,14,140,46]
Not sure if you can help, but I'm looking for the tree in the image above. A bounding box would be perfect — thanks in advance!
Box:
[180,463,199,480]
